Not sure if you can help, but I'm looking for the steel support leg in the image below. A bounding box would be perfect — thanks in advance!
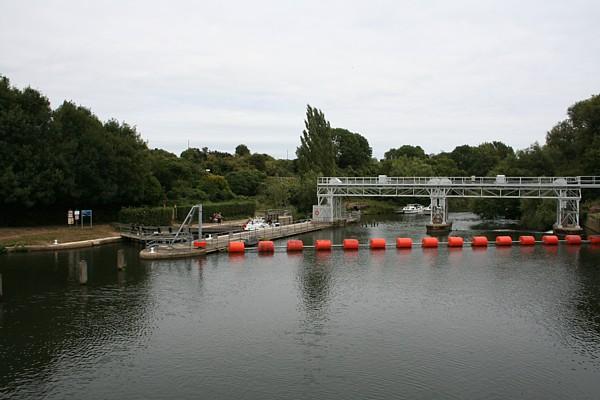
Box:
[556,195,581,229]
[430,189,448,225]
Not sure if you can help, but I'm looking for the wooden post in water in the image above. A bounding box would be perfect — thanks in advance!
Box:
[117,249,126,270]
[0,273,3,300]
[79,260,88,285]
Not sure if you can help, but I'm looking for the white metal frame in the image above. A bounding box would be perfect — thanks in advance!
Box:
[316,176,600,228]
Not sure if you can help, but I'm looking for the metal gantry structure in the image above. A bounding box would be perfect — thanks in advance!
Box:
[314,176,600,230]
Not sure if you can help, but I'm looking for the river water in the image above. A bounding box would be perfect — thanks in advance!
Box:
[1,213,600,399]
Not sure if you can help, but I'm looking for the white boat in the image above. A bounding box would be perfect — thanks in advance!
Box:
[243,218,279,231]
[422,205,431,215]
[243,218,269,231]
[401,204,423,214]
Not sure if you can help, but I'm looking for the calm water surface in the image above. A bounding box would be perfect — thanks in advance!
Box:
[2,214,600,399]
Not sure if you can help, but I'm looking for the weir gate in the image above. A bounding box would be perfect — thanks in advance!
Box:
[313,176,600,232]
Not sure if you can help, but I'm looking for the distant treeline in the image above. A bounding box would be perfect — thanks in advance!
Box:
[1,75,598,228]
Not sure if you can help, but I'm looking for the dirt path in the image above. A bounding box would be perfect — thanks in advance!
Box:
[0,224,120,246]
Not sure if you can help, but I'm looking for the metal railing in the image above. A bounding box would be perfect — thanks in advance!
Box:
[116,224,194,248]
[318,176,600,187]
[204,219,327,251]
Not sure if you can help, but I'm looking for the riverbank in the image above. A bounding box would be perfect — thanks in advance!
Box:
[0,224,121,251]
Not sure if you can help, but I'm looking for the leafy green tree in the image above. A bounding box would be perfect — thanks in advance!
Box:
[248,153,272,172]
[384,145,426,160]
[428,154,465,176]
[449,142,513,176]
[235,144,251,157]
[0,77,58,209]
[290,171,319,213]
[472,199,520,219]
[199,175,234,201]
[382,156,434,176]
[546,94,600,175]
[181,147,208,164]
[51,102,159,207]
[260,177,292,207]
[296,105,336,175]
[149,149,192,195]
[332,128,372,170]
[520,199,556,230]
[168,180,209,203]
[225,170,266,196]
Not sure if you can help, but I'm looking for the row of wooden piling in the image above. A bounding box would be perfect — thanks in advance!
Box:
[0,250,127,298]
[227,234,600,253]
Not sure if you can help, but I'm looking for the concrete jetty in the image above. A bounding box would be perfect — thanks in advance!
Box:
[139,220,332,259]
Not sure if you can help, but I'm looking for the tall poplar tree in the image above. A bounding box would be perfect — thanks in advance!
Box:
[296,105,336,175]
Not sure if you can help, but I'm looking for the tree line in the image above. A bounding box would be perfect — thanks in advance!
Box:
[1,75,598,227]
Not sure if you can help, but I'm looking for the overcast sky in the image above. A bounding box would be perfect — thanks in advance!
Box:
[1,0,599,159]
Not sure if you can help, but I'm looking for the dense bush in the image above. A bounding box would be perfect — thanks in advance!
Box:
[519,199,556,231]
[175,200,256,223]
[118,207,173,226]
[225,170,266,196]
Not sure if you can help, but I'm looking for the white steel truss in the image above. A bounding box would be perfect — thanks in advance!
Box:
[315,176,600,228]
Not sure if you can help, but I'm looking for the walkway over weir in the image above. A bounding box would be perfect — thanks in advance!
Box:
[313,176,600,231]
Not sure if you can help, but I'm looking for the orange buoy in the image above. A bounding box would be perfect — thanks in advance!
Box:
[495,236,513,246]
[565,235,582,245]
[343,239,359,250]
[228,241,245,253]
[471,236,488,247]
[369,238,386,250]
[590,235,600,245]
[287,239,304,252]
[315,239,332,251]
[447,236,464,248]
[396,237,413,249]
[258,240,275,252]
[422,237,439,248]
[519,235,535,246]
[542,235,559,245]
[193,240,207,248]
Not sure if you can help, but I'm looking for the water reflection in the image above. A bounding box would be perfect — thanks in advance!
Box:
[295,252,335,387]
[2,215,600,400]
[0,245,157,399]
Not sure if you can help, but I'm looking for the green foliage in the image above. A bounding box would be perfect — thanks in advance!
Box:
[332,128,372,170]
[258,177,294,208]
[384,145,426,160]
[546,94,600,176]
[296,105,336,175]
[168,180,209,203]
[235,144,250,157]
[472,198,521,219]
[449,142,514,176]
[226,170,266,196]
[2,74,599,232]
[0,77,161,220]
[118,207,173,226]
[290,172,318,213]
[519,199,556,231]
[428,155,464,176]
[175,200,257,222]
[381,156,434,176]
[180,147,207,164]
[200,175,234,202]
[0,244,6,255]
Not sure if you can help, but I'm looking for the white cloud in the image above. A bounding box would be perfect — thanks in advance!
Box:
[1,0,599,159]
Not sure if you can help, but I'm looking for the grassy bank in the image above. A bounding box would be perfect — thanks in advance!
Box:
[0,224,120,247]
